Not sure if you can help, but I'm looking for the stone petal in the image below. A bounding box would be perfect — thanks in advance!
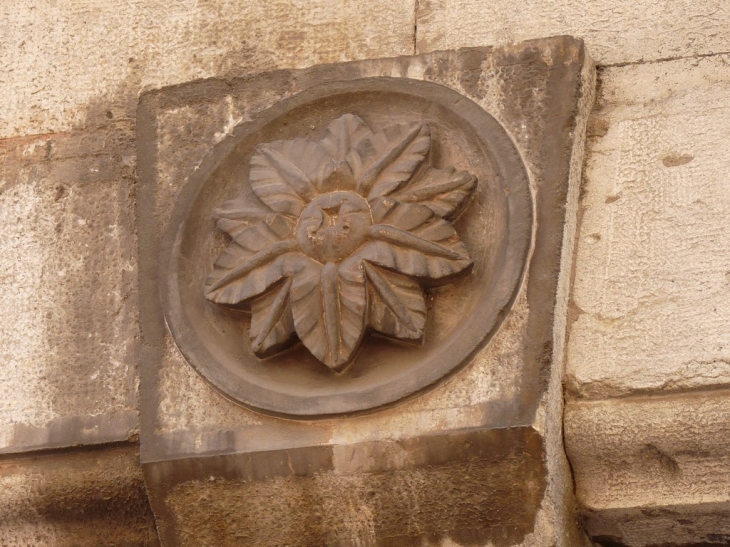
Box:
[290,259,366,371]
[364,262,426,343]
[249,138,334,216]
[355,202,472,283]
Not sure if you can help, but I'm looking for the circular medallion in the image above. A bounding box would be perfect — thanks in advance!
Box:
[162,78,533,417]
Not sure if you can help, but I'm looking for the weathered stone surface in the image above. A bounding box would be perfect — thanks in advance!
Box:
[200,112,480,372]
[147,428,546,547]
[565,53,730,546]
[567,54,730,400]
[0,444,159,546]
[588,504,730,547]
[138,36,594,545]
[161,79,533,415]
[0,123,139,453]
[0,0,415,139]
[416,0,730,65]
[565,390,730,546]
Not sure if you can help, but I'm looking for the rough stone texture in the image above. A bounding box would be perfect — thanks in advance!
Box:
[0,0,416,139]
[161,78,533,416]
[0,123,139,453]
[147,428,546,547]
[137,37,594,546]
[0,0,414,456]
[589,505,730,547]
[415,0,730,66]
[0,444,159,546]
[566,390,730,546]
[567,55,730,400]
[564,53,730,546]
[1,0,726,543]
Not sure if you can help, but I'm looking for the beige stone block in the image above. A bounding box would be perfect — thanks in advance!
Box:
[0,444,158,546]
[565,391,730,545]
[416,0,730,65]
[137,37,595,546]
[0,0,415,139]
[567,54,730,399]
[0,123,139,453]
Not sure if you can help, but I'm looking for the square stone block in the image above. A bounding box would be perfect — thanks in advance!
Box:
[0,444,158,546]
[137,36,594,546]
[0,122,139,454]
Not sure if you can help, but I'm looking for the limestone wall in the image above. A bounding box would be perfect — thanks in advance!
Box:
[1,1,729,545]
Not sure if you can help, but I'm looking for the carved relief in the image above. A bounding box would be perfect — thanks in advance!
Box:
[204,114,477,371]
[161,78,533,415]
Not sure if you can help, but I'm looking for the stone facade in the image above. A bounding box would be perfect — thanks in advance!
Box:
[1,1,729,546]
[136,38,592,545]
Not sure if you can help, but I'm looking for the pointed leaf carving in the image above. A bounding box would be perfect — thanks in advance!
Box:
[204,216,299,305]
[212,193,277,238]
[391,167,477,219]
[249,277,297,357]
[205,113,478,370]
[347,122,430,200]
[216,212,294,249]
[320,114,372,162]
[249,138,334,216]
[363,262,426,342]
[290,260,366,371]
[349,201,472,283]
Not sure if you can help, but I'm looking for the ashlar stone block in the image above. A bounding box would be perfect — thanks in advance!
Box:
[416,0,730,65]
[566,390,730,546]
[137,36,594,546]
[1,0,415,139]
[0,444,158,546]
[0,122,139,454]
[565,54,730,546]
[567,54,730,399]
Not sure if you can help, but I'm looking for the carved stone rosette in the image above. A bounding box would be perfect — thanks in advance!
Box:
[160,78,533,416]
[204,114,477,371]
[139,39,594,547]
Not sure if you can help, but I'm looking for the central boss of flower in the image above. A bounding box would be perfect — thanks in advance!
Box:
[204,114,478,371]
[296,191,372,263]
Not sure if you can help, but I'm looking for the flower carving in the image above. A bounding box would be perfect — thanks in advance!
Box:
[204,114,477,371]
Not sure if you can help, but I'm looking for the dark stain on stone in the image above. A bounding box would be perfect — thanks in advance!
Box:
[458,48,489,101]
[2,112,140,454]
[45,139,54,160]
[605,194,620,203]
[643,443,681,475]
[39,123,139,422]
[646,543,730,547]
[507,36,588,419]
[593,535,630,547]
[54,184,67,201]
[578,172,590,204]
[593,67,607,112]
[1,444,159,546]
[588,116,610,137]
[662,153,694,167]
[538,339,554,373]
[146,427,545,547]
[586,508,730,547]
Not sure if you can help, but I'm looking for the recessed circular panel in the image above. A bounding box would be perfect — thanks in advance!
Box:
[161,78,533,416]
